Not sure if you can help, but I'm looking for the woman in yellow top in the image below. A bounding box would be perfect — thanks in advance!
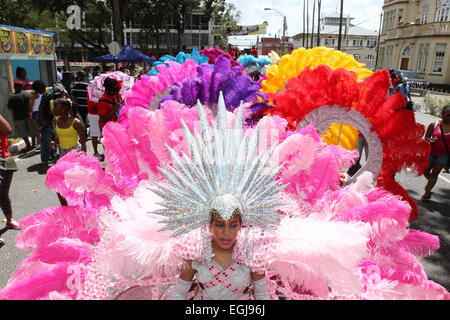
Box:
[53,98,86,156]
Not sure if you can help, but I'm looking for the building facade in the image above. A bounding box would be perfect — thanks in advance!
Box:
[55,10,215,62]
[293,12,379,70]
[258,37,294,56]
[377,0,450,85]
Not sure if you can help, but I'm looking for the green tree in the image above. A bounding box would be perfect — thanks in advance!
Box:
[28,0,114,58]
[207,1,240,49]
[0,0,39,29]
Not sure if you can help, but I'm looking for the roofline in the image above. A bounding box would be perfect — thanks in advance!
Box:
[0,24,54,36]
[382,0,410,9]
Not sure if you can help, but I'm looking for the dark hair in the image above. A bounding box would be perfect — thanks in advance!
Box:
[443,105,450,113]
[32,80,46,94]
[16,66,26,78]
[76,71,85,80]
[103,77,119,93]
[55,98,77,118]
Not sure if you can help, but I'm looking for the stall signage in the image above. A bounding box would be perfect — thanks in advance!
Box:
[0,26,54,57]
[0,28,15,54]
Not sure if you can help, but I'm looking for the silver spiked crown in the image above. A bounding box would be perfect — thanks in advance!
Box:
[151,92,288,237]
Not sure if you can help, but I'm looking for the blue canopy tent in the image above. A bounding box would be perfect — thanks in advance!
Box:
[93,54,117,62]
[115,45,155,63]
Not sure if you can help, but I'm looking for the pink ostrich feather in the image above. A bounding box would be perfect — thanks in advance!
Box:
[95,182,183,280]
[45,151,118,211]
[125,106,162,177]
[16,206,99,250]
[0,262,80,300]
[122,59,198,123]
[102,121,149,194]
[269,216,370,298]
[4,239,92,289]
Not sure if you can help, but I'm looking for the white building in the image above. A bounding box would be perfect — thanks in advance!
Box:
[293,12,379,70]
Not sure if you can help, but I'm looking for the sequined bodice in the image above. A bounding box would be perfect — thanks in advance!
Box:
[192,259,252,300]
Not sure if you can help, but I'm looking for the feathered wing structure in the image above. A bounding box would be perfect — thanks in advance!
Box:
[1,59,447,300]
[200,46,240,66]
[122,59,198,121]
[269,216,371,298]
[264,65,429,221]
[158,56,268,113]
[147,49,209,75]
[261,46,373,95]
[122,56,268,125]
[0,206,98,300]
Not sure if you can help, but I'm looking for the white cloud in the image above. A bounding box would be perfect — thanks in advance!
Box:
[227,0,384,47]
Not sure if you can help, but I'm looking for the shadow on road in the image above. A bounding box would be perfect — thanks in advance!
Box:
[26,163,50,175]
[18,150,40,160]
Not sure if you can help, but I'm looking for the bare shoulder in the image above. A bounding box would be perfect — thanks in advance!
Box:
[73,118,83,127]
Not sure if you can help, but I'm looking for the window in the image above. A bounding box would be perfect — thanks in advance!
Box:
[184,34,192,46]
[368,39,377,47]
[416,44,424,72]
[325,37,335,46]
[385,45,394,68]
[401,45,410,58]
[387,10,397,29]
[432,44,447,73]
[421,6,429,24]
[192,14,201,30]
[353,38,363,47]
[417,43,430,73]
[191,33,199,46]
[365,54,375,69]
[201,33,209,47]
[436,0,450,22]
[378,47,385,68]
[132,32,139,45]
[398,8,404,24]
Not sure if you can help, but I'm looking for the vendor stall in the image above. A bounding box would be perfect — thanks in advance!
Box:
[0,24,56,137]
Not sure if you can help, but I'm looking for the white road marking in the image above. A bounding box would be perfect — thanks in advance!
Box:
[406,168,450,185]
[439,174,450,185]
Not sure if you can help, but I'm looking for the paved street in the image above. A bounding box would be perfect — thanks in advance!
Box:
[0,98,449,293]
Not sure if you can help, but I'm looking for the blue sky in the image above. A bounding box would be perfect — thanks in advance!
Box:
[227,0,384,47]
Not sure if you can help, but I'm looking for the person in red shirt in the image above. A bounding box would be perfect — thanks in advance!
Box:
[14,67,32,91]
[87,98,103,159]
[97,78,123,132]
[0,114,20,240]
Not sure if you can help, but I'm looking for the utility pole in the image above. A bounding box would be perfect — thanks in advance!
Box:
[303,0,306,47]
[310,0,316,48]
[306,0,309,49]
[317,0,321,46]
[375,12,383,69]
[337,0,344,50]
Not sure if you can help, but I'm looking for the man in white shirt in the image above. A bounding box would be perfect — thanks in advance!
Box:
[56,67,63,83]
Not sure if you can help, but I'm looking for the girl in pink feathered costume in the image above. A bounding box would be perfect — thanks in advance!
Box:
[1,57,449,300]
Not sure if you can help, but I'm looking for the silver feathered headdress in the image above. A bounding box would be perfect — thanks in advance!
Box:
[151,92,288,237]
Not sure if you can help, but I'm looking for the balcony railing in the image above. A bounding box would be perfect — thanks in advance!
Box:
[386,21,450,39]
